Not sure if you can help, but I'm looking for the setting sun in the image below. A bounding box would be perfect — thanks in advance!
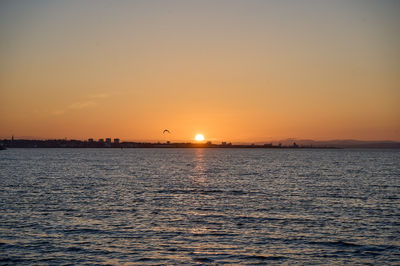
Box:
[195,134,205,141]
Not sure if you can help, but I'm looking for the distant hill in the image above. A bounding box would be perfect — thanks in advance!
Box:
[267,139,400,149]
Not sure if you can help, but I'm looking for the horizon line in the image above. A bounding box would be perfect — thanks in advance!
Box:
[2,136,400,144]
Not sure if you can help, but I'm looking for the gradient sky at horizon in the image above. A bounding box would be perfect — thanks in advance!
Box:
[1,0,399,142]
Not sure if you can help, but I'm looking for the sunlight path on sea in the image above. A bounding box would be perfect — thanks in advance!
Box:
[0,148,399,264]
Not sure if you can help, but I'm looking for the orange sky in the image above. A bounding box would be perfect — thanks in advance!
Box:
[1,1,399,142]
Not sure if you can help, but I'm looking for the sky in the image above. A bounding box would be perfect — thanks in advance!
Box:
[1,0,399,142]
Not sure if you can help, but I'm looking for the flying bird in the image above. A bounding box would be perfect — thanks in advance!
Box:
[163,129,171,134]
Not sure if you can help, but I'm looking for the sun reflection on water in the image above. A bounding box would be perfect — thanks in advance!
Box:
[190,148,207,185]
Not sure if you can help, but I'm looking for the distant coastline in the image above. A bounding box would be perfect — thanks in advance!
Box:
[0,138,340,149]
[2,137,400,149]
[1,138,399,149]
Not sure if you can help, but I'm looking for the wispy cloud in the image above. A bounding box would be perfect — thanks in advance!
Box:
[68,101,96,110]
[52,110,66,116]
[89,93,110,99]
[52,92,111,116]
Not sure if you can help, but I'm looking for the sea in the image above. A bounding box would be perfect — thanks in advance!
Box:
[0,148,399,264]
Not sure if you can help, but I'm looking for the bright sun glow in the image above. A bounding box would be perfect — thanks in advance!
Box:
[195,134,205,141]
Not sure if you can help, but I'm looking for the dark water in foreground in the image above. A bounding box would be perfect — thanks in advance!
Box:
[1,148,399,264]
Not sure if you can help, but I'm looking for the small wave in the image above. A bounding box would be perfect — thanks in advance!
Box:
[308,240,362,248]
[0,257,26,263]
[233,254,287,261]
[227,190,247,195]
[191,232,238,237]
[309,240,400,256]
[155,189,254,196]
[200,189,225,194]
[193,257,214,263]
[63,228,107,234]
[135,257,153,262]
[65,246,85,252]
[0,242,13,248]
[234,216,282,224]
[135,257,166,262]
[156,189,225,195]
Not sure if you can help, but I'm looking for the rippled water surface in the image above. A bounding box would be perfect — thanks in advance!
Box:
[1,148,399,264]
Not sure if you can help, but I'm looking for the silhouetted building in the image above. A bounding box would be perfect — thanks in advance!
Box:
[114,138,120,144]
[104,138,112,147]
[88,138,93,143]
[99,138,104,143]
